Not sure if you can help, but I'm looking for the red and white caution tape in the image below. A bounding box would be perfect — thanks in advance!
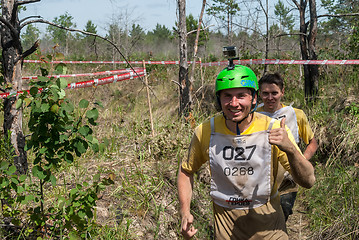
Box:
[201,59,359,66]
[22,68,143,80]
[24,60,201,65]
[24,59,359,65]
[0,69,145,99]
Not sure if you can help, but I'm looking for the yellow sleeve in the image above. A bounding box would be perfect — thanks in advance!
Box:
[294,108,315,145]
[181,120,211,174]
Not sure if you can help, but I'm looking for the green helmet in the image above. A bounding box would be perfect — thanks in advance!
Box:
[215,65,258,93]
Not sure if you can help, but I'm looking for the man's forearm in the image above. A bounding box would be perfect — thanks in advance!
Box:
[286,148,315,189]
[177,167,194,216]
[303,137,319,161]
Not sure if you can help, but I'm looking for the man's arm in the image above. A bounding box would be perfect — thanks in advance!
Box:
[177,166,198,239]
[269,118,316,189]
[303,137,318,160]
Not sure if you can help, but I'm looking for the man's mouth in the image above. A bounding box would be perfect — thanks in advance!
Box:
[229,109,241,114]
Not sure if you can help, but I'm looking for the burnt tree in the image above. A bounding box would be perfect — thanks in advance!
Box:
[293,0,318,102]
[0,0,40,174]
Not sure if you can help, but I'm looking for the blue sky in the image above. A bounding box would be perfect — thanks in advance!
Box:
[20,0,204,35]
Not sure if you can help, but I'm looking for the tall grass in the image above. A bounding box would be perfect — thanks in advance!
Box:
[1,61,358,239]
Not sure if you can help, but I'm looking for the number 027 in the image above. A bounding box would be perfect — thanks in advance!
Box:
[222,145,257,161]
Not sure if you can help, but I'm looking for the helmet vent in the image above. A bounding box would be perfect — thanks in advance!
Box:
[229,78,235,81]
[241,75,249,79]
[217,78,223,81]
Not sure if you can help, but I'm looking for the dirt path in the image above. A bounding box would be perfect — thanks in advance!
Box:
[286,203,313,239]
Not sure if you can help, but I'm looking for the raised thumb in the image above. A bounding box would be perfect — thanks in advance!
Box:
[280,117,286,129]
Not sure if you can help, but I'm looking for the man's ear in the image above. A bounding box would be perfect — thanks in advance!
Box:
[253,92,258,105]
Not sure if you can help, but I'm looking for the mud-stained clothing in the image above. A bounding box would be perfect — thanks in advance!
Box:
[181,113,302,239]
[257,104,315,194]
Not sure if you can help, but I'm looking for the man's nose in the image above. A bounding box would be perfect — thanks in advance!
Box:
[229,96,240,105]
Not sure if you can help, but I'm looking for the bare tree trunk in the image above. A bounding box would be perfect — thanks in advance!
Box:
[264,0,269,73]
[1,0,28,174]
[189,0,206,92]
[178,0,191,116]
[307,0,319,101]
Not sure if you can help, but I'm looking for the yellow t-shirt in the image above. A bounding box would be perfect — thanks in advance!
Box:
[181,112,302,239]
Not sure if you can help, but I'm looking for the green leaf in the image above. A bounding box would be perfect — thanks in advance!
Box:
[58,89,66,99]
[55,63,67,74]
[92,143,99,152]
[86,108,99,120]
[38,76,49,82]
[22,194,35,204]
[16,98,23,109]
[78,210,86,218]
[50,174,57,186]
[11,177,19,185]
[17,185,25,194]
[41,103,50,112]
[0,161,9,170]
[7,165,17,175]
[57,77,68,89]
[79,99,89,109]
[78,125,90,136]
[70,188,78,195]
[94,101,104,108]
[74,140,87,154]
[63,102,74,113]
[19,174,27,182]
[32,166,46,180]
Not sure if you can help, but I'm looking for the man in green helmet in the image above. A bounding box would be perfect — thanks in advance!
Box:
[177,65,315,239]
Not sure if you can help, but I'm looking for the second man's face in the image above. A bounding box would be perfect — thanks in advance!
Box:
[259,83,284,113]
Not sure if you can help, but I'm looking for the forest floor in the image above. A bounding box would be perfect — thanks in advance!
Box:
[287,202,313,240]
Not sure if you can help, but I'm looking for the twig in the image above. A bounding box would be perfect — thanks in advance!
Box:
[15,40,39,63]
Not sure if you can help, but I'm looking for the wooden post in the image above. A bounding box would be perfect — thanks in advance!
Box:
[142,60,155,137]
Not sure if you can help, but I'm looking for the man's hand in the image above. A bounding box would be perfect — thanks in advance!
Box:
[181,213,198,239]
[269,117,295,153]
[269,117,316,188]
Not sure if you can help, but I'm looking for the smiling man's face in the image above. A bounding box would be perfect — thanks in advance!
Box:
[219,88,256,122]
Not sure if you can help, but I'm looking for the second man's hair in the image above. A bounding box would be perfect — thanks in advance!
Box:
[259,72,284,90]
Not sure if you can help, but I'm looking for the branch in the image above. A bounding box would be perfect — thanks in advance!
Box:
[20,18,156,96]
[0,16,19,39]
[20,15,41,23]
[317,13,359,18]
[171,80,181,89]
[16,0,41,6]
[232,22,265,37]
[15,40,39,63]
[271,32,307,39]
[187,25,212,35]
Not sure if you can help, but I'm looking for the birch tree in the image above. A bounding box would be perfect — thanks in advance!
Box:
[178,0,192,116]
[0,0,42,174]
